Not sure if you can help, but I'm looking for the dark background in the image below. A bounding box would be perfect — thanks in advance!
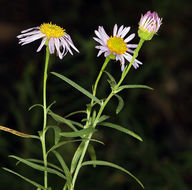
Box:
[0,0,192,189]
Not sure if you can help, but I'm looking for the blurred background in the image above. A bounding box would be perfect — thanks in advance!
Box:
[0,0,192,189]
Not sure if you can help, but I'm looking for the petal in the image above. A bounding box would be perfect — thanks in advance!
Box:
[120,27,130,38]
[48,38,55,54]
[117,25,124,37]
[36,37,47,52]
[113,24,118,36]
[124,33,135,43]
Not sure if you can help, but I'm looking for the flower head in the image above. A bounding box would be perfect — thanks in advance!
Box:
[17,22,79,59]
[93,24,142,71]
[138,11,162,40]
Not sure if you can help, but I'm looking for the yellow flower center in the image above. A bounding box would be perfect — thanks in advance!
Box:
[107,36,128,55]
[40,23,65,39]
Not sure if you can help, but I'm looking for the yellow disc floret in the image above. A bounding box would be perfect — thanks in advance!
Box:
[40,23,65,39]
[107,36,128,55]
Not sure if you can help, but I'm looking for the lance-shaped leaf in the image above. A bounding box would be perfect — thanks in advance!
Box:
[99,122,142,141]
[0,126,39,139]
[104,71,117,88]
[88,144,97,167]
[97,115,110,123]
[114,94,124,114]
[51,72,101,105]
[116,84,153,93]
[9,155,66,179]
[70,141,85,174]
[48,111,78,131]
[81,160,144,188]
[45,125,61,145]
[60,128,96,138]
[52,150,72,189]
[3,167,46,189]
[23,159,63,172]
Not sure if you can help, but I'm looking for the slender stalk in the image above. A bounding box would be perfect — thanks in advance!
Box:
[86,56,111,122]
[41,45,50,189]
[117,39,144,88]
[71,57,110,190]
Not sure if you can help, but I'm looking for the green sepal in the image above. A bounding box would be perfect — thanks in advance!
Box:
[138,29,154,41]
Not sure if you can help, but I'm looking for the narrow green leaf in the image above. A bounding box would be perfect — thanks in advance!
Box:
[9,155,66,179]
[114,94,124,114]
[47,139,83,156]
[99,122,143,141]
[48,111,77,132]
[88,144,97,167]
[98,115,110,123]
[81,160,144,188]
[45,125,61,145]
[104,71,117,88]
[52,150,72,189]
[28,104,44,111]
[117,84,153,93]
[47,138,104,156]
[69,121,84,129]
[47,101,56,112]
[65,110,87,118]
[70,142,84,174]
[3,167,46,189]
[51,72,101,105]
[24,159,63,173]
[60,128,96,138]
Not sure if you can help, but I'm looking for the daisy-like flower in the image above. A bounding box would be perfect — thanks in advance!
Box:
[17,22,79,59]
[93,24,142,71]
[138,11,162,40]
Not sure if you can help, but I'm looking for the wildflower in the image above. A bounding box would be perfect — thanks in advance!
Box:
[93,24,142,71]
[138,11,162,40]
[17,23,79,59]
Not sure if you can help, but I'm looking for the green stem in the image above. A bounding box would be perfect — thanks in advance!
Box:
[70,134,92,190]
[117,39,145,88]
[87,56,111,123]
[71,57,110,190]
[41,45,50,189]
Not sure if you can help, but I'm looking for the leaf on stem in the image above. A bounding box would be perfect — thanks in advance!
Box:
[52,150,72,189]
[70,141,85,174]
[51,72,101,105]
[28,104,44,111]
[88,144,97,167]
[116,84,153,93]
[3,167,46,189]
[81,160,144,188]
[98,122,143,141]
[22,159,63,172]
[97,115,110,123]
[48,111,78,131]
[64,110,87,118]
[45,125,61,145]
[9,155,66,179]
[104,71,117,89]
[60,128,96,138]
[0,126,39,139]
[114,94,124,114]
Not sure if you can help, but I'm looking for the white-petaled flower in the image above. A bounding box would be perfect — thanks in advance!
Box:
[93,24,142,71]
[17,22,79,59]
[138,11,162,40]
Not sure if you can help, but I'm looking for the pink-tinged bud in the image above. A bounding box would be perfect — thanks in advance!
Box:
[138,11,162,40]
